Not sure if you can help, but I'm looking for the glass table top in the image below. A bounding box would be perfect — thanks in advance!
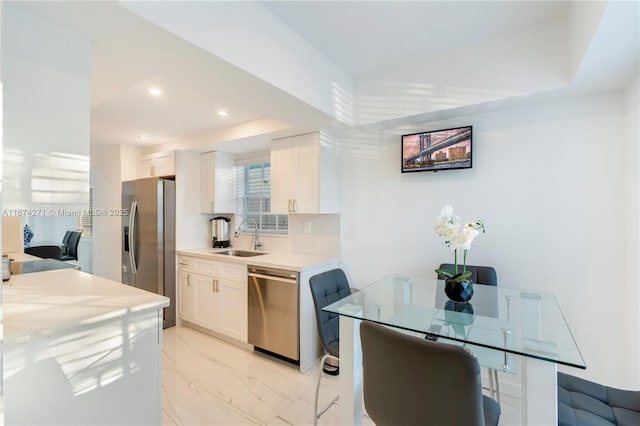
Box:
[323,275,586,369]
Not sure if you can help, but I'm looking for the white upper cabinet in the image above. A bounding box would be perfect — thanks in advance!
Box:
[200,151,236,214]
[270,132,338,214]
[138,151,175,178]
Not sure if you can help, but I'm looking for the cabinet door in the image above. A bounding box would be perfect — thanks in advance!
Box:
[194,273,219,330]
[178,271,195,321]
[270,137,295,213]
[154,151,175,176]
[200,152,216,213]
[200,151,236,214]
[292,133,319,214]
[218,278,248,343]
[138,155,154,178]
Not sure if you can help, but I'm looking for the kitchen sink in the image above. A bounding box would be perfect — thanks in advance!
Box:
[214,250,267,257]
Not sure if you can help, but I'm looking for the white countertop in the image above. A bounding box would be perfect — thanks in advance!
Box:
[3,268,169,345]
[177,248,339,272]
[4,251,41,262]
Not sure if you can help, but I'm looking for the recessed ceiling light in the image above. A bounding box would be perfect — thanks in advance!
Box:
[148,87,163,97]
[217,110,229,117]
[138,135,148,141]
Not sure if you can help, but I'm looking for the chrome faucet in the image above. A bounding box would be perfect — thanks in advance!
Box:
[234,218,263,251]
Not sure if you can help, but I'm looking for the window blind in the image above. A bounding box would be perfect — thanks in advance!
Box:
[237,162,287,234]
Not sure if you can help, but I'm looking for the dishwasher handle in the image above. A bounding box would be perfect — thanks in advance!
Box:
[248,272,297,284]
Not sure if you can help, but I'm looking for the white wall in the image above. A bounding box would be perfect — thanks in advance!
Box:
[231,214,340,257]
[91,144,123,280]
[1,4,90,211]
[623,75,639,387]
[338,90,638,389]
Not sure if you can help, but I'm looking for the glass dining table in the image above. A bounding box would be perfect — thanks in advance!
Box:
[323,275,586,425]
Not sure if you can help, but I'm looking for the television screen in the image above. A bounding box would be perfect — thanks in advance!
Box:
[401,126,472,173]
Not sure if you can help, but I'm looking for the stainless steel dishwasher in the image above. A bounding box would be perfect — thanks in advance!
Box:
[248,265,299,363]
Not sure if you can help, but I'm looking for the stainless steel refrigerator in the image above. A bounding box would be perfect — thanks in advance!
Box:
[122,177,176,328]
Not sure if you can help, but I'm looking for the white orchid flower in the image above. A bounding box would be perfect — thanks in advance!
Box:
[451,224,480,250]
[434,205,460,237]
[440,205,454,218]
[434,205,486,282]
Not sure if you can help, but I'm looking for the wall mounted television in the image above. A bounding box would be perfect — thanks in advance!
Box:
[401,126,472,173]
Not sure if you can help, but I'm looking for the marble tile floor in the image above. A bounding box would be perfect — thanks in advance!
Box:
[162,326,521,425]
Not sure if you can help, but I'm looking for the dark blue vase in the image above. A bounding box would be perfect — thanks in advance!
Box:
[24,225,34,247]
[444,279,474,302]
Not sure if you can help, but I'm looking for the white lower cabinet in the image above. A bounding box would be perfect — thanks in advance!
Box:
[178,270,195,322]
[194,273,219,330]
[218,278,248,342]
[177,256,248,343]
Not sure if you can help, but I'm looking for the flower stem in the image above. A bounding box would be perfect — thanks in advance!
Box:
[463,249,467,273]
[454,249,458,274]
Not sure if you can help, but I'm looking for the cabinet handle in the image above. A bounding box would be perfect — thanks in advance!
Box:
[179,261,188,266]
[187,274,191,286]
[288,199,292,213]
[293,199,297,213]
[212,278,215,293]
[210,201,214,212]
[215,279,219,292]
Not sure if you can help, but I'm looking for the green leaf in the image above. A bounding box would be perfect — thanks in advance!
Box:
[447,270,472,283]
[435,269,454,278]
[458,270,472,281]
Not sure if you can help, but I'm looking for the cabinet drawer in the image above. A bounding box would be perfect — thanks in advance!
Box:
[177,256,218,275]
[177,255,246,282]
[177,256,191,271]
[218,262,247,282]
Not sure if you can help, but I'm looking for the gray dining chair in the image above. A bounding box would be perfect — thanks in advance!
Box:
[360,321,501,426]
[309,268,352,425]
[438,263,501,403]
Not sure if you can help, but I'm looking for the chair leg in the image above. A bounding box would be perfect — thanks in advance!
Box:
[486,367,501,404]
[314,353,339,426]
[493,368,501,405]
[488,367,495,398]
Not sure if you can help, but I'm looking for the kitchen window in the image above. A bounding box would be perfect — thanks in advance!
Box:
[236,160,288,234]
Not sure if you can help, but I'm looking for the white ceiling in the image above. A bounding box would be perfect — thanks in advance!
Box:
[9,1,638,153]
[263,1,571,77]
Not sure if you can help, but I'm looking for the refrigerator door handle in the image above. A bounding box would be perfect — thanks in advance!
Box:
[129,201,138,275]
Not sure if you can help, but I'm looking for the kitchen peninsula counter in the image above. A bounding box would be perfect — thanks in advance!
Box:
[3,268,168,425]
[177,248,338,272]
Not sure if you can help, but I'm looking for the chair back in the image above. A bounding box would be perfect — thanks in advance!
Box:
[62,231,72,245]
[309,269,352,357]
[61,231,73,255]
[65,231,82,261]
[438,263,497,286]
[360,321,488,425]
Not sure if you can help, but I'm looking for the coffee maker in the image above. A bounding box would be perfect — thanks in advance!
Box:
[210,217,231,248]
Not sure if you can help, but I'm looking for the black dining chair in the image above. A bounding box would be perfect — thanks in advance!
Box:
[61,231,73,256]
[61,231,82,262]
[360,321,501,426]
[438,263,501,403]
[309,268,352,425]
